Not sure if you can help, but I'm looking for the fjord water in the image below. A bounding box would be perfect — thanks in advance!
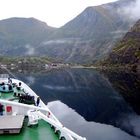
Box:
[17,68,140,140]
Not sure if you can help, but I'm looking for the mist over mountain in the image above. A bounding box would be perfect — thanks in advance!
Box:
[39,0,138,63]
[0,18,55,56]
[0,0,139,63]
[117,0,140,21]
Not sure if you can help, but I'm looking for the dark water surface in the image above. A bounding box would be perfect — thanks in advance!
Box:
[16,68,140,140]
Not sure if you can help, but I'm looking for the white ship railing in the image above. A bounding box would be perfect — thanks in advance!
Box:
[13,79,62,126]
[0,99,86,140]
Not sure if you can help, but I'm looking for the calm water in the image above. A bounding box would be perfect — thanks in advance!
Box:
[15,68,140,140]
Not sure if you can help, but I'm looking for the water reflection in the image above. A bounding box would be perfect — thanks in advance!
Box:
[47,100,139,140]
[101,70,140,115]
[16,68,140,139]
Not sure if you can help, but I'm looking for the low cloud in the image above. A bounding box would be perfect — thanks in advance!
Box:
[111,29,128,39]
[25,44,35,55]
[118,0,140,21]
[42,38,85,46]
[42,39,73,45]
[131,0,140,20]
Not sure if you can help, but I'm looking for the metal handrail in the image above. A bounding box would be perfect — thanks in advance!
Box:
[0,99,86,140]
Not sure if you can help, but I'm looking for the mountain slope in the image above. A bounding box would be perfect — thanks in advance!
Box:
[101,19,140,71]
[39,0,136,63]
[0,17,55,56]
[0,0,138,63]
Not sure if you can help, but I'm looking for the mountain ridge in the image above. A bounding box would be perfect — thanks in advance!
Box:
[0,0,138,63]
[41,0,136,63]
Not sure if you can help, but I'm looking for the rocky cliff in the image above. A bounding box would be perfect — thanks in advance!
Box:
[102,19,140,71]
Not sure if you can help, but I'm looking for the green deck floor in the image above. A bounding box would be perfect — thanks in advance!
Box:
[0,119,59,140]
[0,90,60,140]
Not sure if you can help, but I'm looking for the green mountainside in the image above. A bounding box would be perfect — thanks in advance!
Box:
[0,18,55,56]
[39,0,136,64]
[0,0,138,64]
[101,19,140,71]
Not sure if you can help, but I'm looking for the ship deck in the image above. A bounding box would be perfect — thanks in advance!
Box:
[0,80,59,140]
[0,119,59,140]
[0,115,24,134]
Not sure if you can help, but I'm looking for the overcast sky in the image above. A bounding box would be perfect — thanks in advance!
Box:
[0,0,118,27]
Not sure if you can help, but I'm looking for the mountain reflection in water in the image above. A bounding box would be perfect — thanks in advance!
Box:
[101,70,140,115]
[16,68,140,140]
[47,100,139,140]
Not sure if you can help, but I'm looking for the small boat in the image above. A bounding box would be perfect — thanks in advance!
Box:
[0,77,86,140]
